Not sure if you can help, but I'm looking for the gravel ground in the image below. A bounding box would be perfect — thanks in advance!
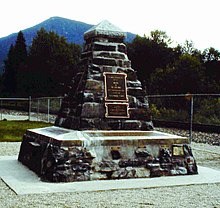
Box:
[0,128,220,208]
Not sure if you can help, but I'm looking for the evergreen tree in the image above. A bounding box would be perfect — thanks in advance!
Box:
[2,31,27,95]
[27,28,81,96]
[202,47,220,93]
[14,31,28,65]
[2,44,16,94]
[127,32,176,92]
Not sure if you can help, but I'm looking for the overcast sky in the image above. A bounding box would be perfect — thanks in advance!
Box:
[1,0,220,51]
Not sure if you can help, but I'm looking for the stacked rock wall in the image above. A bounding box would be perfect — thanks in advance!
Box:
[18,128,198,182]
[55,34,153,131]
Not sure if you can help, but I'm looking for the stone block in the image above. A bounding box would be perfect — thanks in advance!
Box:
[81,103,105,118]
[117,59,123,67]
[90,172,108,180]
[102,66,117,73]
[118,44,127,53]
[127,87,144,97]
[111,168,128,179]
[58,108,70,117]
[94,161,118,172]
[90,64,101,73]
[123,120,142,130]
[134,167,150,178]
[80,118,108,129]
[135,148,151,158]
[141,121,154,131]
[123,60,131,68]
[63,117,80,129]
[127,80,142,88]
[83,92,95,102]
[170,167,187,175]
[150,168,170,177]
[129,108,151,121]
[126,68,138,81]
[93,43,116,51]
[128,96,142,108]
[106,119,122,130]
[81,51,92,59]
[93,51,110,58]
[93,57,117,66]
[110,52,126,59]
[85,79,103,92]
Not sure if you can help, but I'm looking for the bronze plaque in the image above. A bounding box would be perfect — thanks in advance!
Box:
[105,103,130,118]
[172,145,184,156]
[104,72,128,101]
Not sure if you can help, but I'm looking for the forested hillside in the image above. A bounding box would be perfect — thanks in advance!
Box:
[1,29,81,97]
[0,29,219,97]
[0,16,136,73]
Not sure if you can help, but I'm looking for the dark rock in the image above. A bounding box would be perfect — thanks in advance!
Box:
[81,103,105,118]
[159,148,172,163]
[127,80,142,88]
[94,161,118,172]
[141,121,154,131]
[93,57,117,66]
[126,69,137,81]
[90,64,101,73]
[127,87,144,97]
[93,43,116,51]
[123,120,141,130]
[118,44,127,53]
[170,167,187,175]
[111,168,128,179]
[146,163,160,170]
[135,148,151,158]
[85,79,103,92]
[150,168,170,177]
[129,108,151,121]
[83,93,95,102]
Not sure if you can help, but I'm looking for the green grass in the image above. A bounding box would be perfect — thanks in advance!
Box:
[0,120,52,142]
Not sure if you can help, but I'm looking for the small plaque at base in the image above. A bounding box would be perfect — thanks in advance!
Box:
[105,103,130,118]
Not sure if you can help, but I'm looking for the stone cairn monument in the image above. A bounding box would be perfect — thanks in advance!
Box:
[18,20,198,182]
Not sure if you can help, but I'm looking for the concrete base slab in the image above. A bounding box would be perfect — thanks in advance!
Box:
[1,156,220,195]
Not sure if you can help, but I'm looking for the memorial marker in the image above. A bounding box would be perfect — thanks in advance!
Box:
[104,72,128,102]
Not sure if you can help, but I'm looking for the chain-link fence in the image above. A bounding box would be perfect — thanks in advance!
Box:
[0,97,30,121]
[0,96,62,123]
[1,94,220,137]
[30,97,63,123]
[148,94,220,139]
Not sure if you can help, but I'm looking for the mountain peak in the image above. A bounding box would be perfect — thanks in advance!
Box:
[0,17,136,74]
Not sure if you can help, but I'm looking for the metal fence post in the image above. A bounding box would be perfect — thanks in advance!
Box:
[189,96,194,143]
[37,99,40,121]
[59,97,61,107]
[47,98,50,123]
[0,99,2,121]
[29,96,31,121]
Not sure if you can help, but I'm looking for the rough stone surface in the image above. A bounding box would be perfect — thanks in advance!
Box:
[18,128,198,182]
[55,20,153,131]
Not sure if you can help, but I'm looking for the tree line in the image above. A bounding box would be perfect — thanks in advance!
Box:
[127,30,220,95]
[0,29,81,97]
[0,28,219,97]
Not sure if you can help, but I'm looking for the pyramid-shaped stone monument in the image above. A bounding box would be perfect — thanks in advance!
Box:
[55,20,153,131]
[18,21,198,182]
